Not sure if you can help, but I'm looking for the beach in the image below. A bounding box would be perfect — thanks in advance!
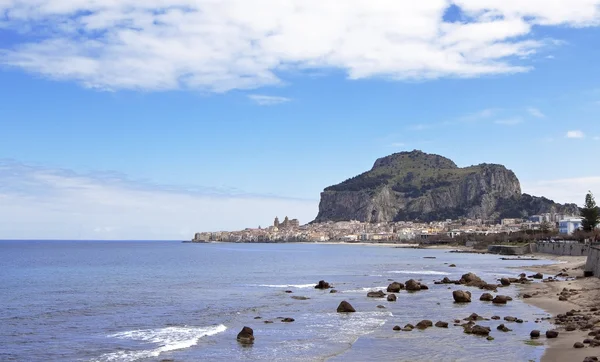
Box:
[519,254,600,362]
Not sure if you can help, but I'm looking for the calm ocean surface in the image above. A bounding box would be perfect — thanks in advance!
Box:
[0,241,557,362]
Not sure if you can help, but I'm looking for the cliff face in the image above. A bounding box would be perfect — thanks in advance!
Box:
[314,150,575,223]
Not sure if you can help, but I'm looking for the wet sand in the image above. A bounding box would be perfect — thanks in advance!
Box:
[521,254,600,362]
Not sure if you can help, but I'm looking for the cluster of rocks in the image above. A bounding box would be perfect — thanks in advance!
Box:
[559,287,581,301]
[366,280,428,300]
[550,308,600,348]
[435,272,531,291]
[392,320,449,332]
[451,290,512,304]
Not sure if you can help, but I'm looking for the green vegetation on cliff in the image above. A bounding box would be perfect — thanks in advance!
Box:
[315,150,578,223]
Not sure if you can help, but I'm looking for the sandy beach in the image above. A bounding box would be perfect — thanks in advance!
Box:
[520,254,600,362]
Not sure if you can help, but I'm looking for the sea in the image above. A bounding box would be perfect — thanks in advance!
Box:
[0,240,558,362]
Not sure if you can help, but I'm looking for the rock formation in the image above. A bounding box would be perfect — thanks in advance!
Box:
[313,150,578,223]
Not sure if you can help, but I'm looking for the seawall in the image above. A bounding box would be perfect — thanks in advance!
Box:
[534,241,589,257]
[585,246,600,277]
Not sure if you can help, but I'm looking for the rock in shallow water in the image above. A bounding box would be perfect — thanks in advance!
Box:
[237,326,255,344]
[453,290,472,303]
[337,300,356,313]
[367,290,386,298]
[315,280,331,289]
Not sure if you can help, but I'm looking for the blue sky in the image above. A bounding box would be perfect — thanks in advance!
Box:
[1,1,600,239]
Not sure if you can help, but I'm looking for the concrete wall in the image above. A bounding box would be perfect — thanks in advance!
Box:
[487,244,531,255]
[585,246,600,277]
[535,241,589,256]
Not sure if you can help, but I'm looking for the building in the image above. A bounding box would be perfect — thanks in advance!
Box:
[529,215,543,223]
[501,218,520,226]
[559,217,583,235]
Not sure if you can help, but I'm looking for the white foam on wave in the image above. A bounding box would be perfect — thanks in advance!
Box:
[388,270,450,276]
[257,284,315,289]
[91,325,227,362]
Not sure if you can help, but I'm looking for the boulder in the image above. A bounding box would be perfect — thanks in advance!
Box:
[492,295,509,304]
[393,325,401,331]
[546,330,559,338]
[530,330,540,338]
[420,284,429,290]
[330,289,338,293]
[453,290,472,303]
[480,293,494,301]
[387,293,397,302]
[504,316,517,322]
[460,272,485,286]
[465,313,484,321]
[416,320,433,329]
[337,301,356,313]
[523,294,532,299]
[367,290,386,298]
[491,316,501,320]
[465,325,491,336]
[435,321,449,328]
[584,358,599,362]
[315,280,331,289]
[500,278,511,286]
[237,326,255,344]
[497,324,511,332]
[449,264,456,267]
[387,282,404,293]
[532,273,544,279]
[574,342,585,348]
[291,296,309,300]
[377,305,386,309]
[405,279,422,291]
[281,318,295,322]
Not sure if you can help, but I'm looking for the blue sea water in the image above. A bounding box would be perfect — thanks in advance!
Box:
[0,241,557,361]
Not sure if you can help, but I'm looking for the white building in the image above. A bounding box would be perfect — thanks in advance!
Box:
[559,218,583,235]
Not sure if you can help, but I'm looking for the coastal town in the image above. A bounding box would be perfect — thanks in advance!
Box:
[192,212,585,243]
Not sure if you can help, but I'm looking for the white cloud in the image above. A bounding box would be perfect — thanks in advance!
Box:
[494,117,522,125]
[522,177,600,205]
[566,130,585,138]
[0,1,599,91]
[0,161,318,240]
[527,107,545,118]
[389,142,407,148]
[247,94,291,106]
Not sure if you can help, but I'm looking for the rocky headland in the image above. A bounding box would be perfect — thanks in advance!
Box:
[314,150,577,223]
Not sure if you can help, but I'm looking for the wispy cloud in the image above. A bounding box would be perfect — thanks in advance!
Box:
[0,160,318,240]
[0,1,599,91]
[527,107,545,118]
[566,130,585,139]
[389,142,407,148]
[408,124,432,131]
[494,118,523,126]
[459,108,498,123]
[248,94,291,106]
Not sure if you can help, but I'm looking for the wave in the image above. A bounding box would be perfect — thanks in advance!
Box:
[92,325,227,362]
[257,284,315,289]
[388,270,450,276]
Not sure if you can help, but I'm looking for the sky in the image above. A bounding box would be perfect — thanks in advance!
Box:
[1,1,600,240]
